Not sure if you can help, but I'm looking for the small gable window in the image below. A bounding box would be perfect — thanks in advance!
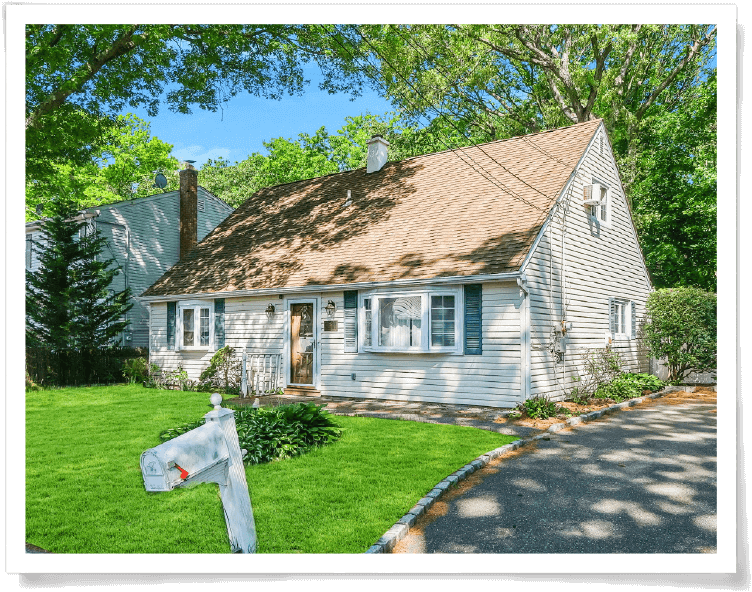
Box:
[590,180,610,225]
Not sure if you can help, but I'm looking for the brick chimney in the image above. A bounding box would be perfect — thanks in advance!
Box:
[179,165,198,260]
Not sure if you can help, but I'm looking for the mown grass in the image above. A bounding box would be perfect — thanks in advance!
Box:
[26,385,517,553]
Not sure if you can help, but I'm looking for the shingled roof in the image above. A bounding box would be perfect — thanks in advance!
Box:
[142,119,602,297]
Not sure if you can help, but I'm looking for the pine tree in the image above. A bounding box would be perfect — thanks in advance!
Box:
[26,195,133,354]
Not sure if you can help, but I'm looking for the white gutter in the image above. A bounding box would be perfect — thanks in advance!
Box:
[136,270,523,303]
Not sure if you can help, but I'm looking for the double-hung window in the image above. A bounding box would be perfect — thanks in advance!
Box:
[359,289,462,353]
[177,300,213,349]
[609,298,636,339]
[590,182,609,223]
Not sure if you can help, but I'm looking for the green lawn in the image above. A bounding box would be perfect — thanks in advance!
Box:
[26,385,517,553]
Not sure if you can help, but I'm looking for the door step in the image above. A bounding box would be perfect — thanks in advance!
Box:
[284,386,321,397]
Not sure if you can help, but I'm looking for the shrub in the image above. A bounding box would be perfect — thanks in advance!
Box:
[570,347,625,400]
[159,402,342,465]
[641,287,717,383]
[517,396,561,419]
[593,372,666,402]
[198,346,241,393]
[123,357,150,384]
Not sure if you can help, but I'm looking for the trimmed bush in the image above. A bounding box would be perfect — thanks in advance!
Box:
[517,396,561,419]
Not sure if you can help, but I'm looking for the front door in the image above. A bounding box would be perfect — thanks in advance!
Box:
[289,301,316,385]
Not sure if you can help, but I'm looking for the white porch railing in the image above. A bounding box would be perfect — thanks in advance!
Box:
[241,351,282,397]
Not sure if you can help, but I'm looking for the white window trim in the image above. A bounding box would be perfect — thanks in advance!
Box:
[358,288,464,354]
[589,178,612,228]
[611,298,633,340]
[176,299,215,350]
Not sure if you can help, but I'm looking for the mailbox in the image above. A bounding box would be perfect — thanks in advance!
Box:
[140,422,229,492]
[140,393,257,553]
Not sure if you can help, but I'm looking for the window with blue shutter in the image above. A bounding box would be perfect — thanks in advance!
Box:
[630,301,636,338]
[343,291,358,353]
[167,302,176,350]
[464,284,482,355]
[214,298,225,348]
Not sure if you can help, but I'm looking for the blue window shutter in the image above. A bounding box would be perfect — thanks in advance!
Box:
[214,299,225,348]
[167,302,176,350]
[630,301,636,339]
[609,298,616,336]
[464,284,482,355]
[344,290,358,353]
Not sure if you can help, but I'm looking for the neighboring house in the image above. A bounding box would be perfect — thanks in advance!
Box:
[26,168,234,348]
[140,120,652,407]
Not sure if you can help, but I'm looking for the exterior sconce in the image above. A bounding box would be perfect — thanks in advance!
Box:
[265,303,276,320]
[325,300,336,318]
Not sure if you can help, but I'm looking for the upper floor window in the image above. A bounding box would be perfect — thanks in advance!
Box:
[359,288,462,353]
[590,180,610,225]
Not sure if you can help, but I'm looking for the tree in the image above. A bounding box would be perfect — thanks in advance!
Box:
[26,195,133,352]
[26,114,181,220]
[640,287,717,384]
[25,25,364,180]
[630,75,717,291]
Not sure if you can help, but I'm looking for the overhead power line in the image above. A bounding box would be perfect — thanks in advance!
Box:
[323,25,547,213]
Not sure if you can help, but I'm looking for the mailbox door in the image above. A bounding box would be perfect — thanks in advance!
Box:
[141,451,170,492]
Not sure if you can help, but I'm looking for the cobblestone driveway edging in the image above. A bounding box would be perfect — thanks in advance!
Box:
[363,386,701,554]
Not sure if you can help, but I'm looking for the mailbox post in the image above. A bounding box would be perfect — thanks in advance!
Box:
[140,393,257,553]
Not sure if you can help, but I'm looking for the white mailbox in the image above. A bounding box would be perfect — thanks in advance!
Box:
[141,393,257,553]
[141,421,229,492]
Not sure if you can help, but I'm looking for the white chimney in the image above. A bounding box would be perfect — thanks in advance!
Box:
[366,135,389,173]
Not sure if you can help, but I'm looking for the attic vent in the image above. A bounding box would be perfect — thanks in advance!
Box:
[583,183,603,206]
[599,134,604,154]
[198,199,205,212]
[344,189,352,207]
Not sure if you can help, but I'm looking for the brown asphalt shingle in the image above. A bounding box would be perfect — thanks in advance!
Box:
[142,120,601,297]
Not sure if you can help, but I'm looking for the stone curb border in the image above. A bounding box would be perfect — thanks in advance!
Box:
[363,384,711,554]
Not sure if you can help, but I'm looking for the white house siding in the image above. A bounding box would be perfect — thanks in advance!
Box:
[150,281,523,407]
[319,281,522,408]
[150,296,286,380]
[523,125,652,401]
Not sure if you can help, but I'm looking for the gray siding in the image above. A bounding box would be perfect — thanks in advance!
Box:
[523,125,652,401]
[26,190,233,349]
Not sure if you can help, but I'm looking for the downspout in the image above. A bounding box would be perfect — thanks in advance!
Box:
[517,274,530,401]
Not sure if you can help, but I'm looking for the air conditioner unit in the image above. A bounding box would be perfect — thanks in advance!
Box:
[583,183,602,206]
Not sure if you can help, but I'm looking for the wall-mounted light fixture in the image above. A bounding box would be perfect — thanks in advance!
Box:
[324,300,336,318]
[265,303,276,320]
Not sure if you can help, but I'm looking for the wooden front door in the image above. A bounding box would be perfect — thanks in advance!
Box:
[290,302,315,385]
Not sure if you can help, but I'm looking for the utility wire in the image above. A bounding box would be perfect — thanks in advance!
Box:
[323,25,546,213]
[390,25,575,182]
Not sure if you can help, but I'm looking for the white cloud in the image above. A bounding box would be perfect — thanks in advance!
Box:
[172,145,231,168]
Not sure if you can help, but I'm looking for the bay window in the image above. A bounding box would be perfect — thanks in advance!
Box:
[359,289,462,353]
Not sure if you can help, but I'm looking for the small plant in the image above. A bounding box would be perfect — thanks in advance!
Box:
[25,371,42,391]
[122,357,150,384]
[517,396,561,420]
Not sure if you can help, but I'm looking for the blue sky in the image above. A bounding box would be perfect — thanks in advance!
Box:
[128,68,395,169]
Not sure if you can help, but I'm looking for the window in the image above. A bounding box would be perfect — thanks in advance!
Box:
[590,180,610,224]
[177,300,214,349]
[610,298,635,339]
[359,289,462,353]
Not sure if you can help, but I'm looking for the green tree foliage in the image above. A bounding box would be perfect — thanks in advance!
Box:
[199,112,477,207]
[26,196,133,351]
[640,287,717,383]
[26,114,180,220]
[630,75,717,292]
[25,24,364,180]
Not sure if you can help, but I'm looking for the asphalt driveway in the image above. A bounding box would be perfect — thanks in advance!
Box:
[394,396,717,554]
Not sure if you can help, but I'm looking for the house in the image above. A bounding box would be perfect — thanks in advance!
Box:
[26,167,234,348]
[140,120,652,407]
